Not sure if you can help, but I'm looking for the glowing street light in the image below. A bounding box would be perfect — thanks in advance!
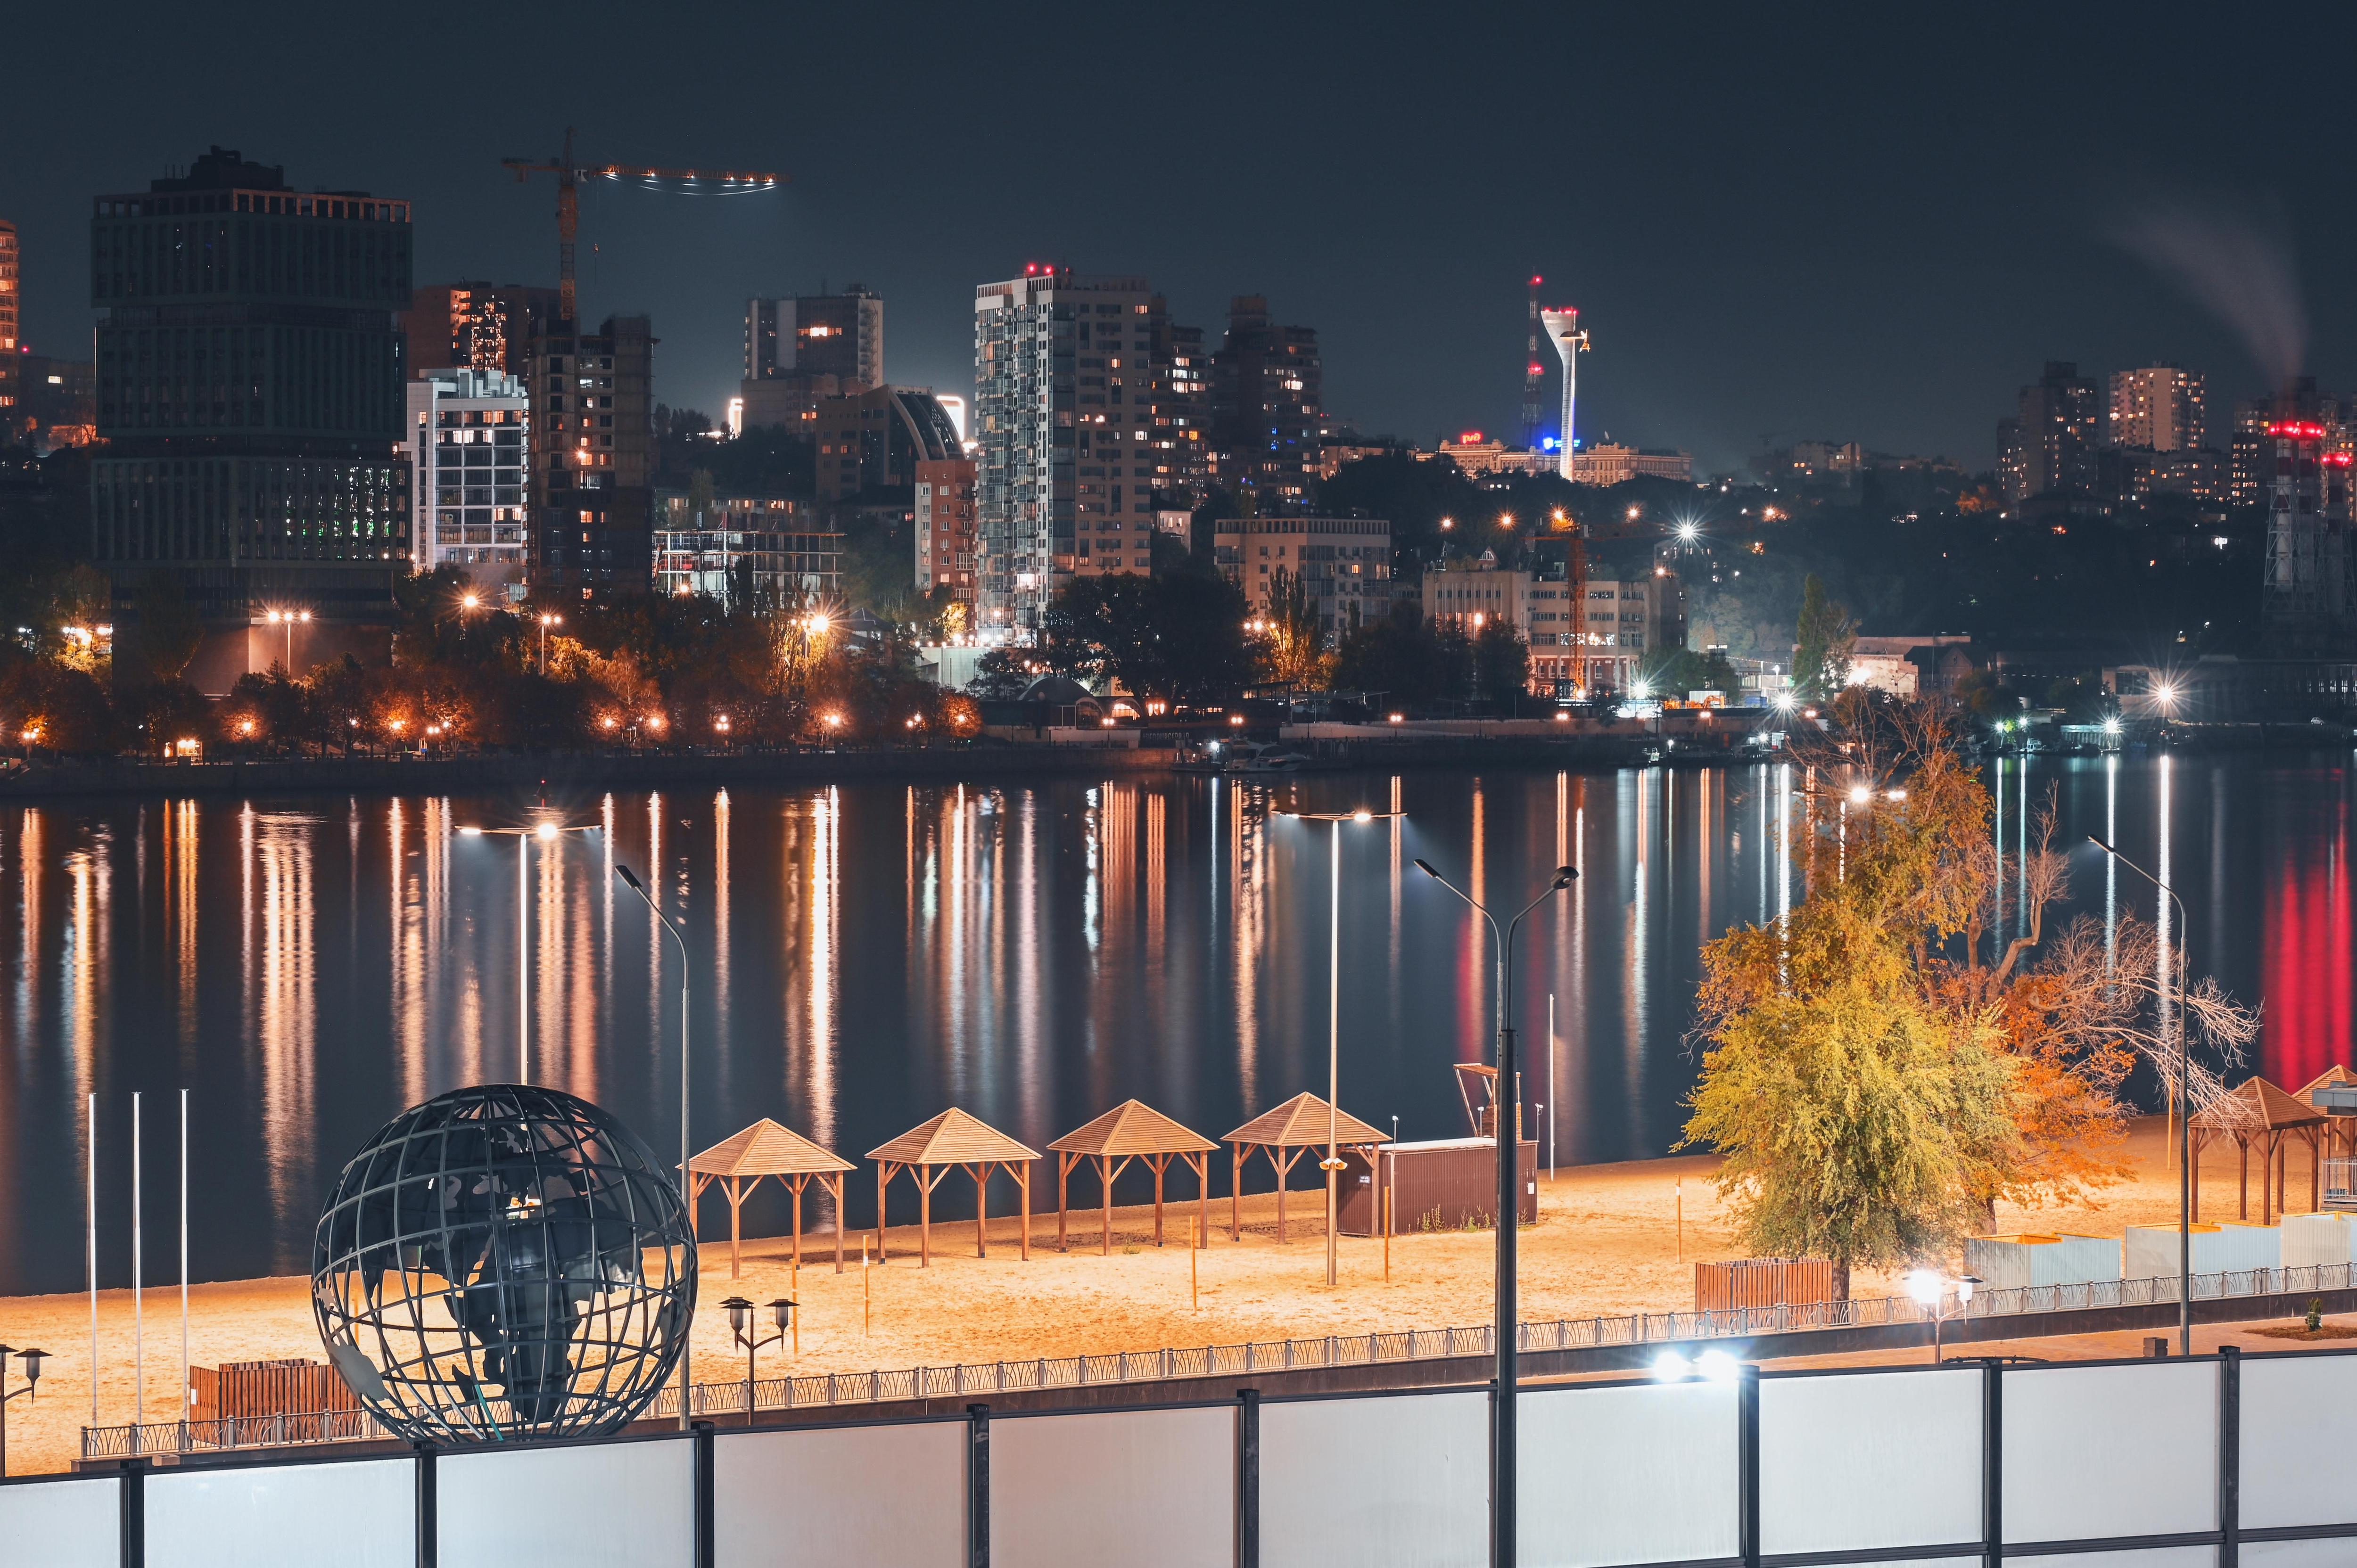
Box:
[1277,805,1403,1288]
[263,608,311,670]
[1410,857,1577,1567]
[536,612,563,674]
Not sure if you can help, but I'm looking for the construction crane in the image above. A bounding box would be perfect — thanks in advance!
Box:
[502,128,785,327]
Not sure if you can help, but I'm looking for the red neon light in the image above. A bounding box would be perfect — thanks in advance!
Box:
[1529,275,1543,287]
[1459,431,1484,443]
[2330,454,2354,468]
[2268,421,2327,440]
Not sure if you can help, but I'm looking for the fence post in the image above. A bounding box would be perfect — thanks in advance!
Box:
[692,1421,716,1568]
[967,1404,991,1568]
[1981,1360,2003,1568]
[1737,1365,1759,1568]
[2219,1345,2241,1568]
[1235,1388,1261,1568]
[413,1444,437,1568]
[118,1457,147,1568]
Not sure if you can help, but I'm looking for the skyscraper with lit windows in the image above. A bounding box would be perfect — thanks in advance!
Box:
[89,147,412,690]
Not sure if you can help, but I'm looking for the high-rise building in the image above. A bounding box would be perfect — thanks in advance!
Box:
[972,270,1159,630]
[1996,361,2100,504]
[0,219,19,420]
[813,386,963,502]
[527,315,653,599]
[89,147,412,691]
[404,369,530,592]
[1210,295,1324,505]
[915,458,978,604]
[2260,378,2357,655]
[739,288,882,430]
[652,493,840,607]
[1212,516,1391,637]
[401,283,560,378]
[2230,398,2273,509]
[1146,313,1211,501]
[2108,364,2205,452]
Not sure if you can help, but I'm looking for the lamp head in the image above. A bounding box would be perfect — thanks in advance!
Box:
[614,864,646,893]
[1412,858,1441,880]
[769,1298,795,1331]
[1957,1275,1980,1305]
[535,821,558,840]
[720,1295,751,1335]
[17,1347,46,1387]
[1551,865,1578,890]
[1905,1269,1943,1308]
[1351,809,1373,823]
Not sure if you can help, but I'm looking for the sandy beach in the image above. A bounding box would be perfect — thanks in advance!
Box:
[0,1115,2319,1477]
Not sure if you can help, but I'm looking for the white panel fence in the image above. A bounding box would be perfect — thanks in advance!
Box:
[14,1345,2357,1568]
[80,1259,2357,1462]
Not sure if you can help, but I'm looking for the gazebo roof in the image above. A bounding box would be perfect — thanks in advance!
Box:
[2193,1075,2327,1133]
[1048,1099,1217,1158]
[690,1118,852,1178]
[868,1107,1040,1166]
[2296,1064,2357,1104]
[1223,1091,1387,1149]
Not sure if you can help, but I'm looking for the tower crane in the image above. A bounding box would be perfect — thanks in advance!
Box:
[502,128,785,327]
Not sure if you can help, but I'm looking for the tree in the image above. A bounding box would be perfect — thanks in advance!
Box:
[1472,618,1530,709]
[1792,573,1856,699]
[1258,566,1332,690]
[1681,704,2256,1269]
[132,570,205,684]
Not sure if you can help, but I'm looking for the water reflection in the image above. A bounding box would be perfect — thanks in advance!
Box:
[1,755,2352,1293]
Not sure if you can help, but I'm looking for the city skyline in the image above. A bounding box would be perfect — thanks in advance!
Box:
[7,7,2357,476]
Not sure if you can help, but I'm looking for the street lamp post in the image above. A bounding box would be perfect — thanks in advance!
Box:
[1276,806,1400,1288]
[2089,834,2194,1356]
[617,862,693,1431]
[264,609,310,672]
[0,1345,49,1478]
[1412,857,1577,1568]
[717,1297,794,1428]
[1905,1272,1980,1363]
[538,612,562,674]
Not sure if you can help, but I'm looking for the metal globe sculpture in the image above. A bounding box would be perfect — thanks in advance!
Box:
[312,1084,696,1444]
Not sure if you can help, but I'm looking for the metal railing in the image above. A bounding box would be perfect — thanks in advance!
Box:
[83,1261,2356,1460]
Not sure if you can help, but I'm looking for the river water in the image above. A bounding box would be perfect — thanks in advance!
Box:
[0,754,2346,1295]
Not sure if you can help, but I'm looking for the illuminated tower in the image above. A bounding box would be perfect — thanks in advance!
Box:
[2259,378,2357,655]
[1541,306,1589,481]
[1520,275,1543,452]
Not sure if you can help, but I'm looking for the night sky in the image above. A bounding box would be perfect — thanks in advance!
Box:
[8,4,2355,475]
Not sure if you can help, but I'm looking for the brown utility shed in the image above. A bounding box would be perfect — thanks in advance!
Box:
[1222,1092,1386,1243]
[1047,1100,1217,1253]
[689,1118,856,1277]
[869,1109,1039,1266]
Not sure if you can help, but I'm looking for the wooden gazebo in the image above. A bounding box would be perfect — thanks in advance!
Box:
[1047,1100,1218,1253]
[2192,1077,2328,1223]
[868,1109,1038,1267]
[2297,1066,2357,1161]
[687,1118,855,1277]
[1222,1092,1387,1243]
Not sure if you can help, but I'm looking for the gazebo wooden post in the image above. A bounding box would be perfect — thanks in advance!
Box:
[2310,1126,2323,1214]
[726,1175,750,1279]
[2239,1136,2250,1220]
[1190,1151,1208,1250]
[1057,1152,1073,1252]
[1148,1152,1170,1247]
[1231,1144,1243,1241]
[1276,1147,1295,1243]
[1100,1153,1114,1256]
[974,1161,989,1259]
[827,1172,844,1273]
[876,1163,890,1264]
[1017,1160,1031,1262]
[919,1163,935,1267]
[787,1173,806,1271]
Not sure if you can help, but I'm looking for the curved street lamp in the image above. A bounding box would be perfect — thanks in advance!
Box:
[2089,834,2194,1355]
[1411,856,1576,1567]
[617,862,693,1432]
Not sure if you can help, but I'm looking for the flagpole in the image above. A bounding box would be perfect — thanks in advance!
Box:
[133,1091,144,1427]
[87,1092,97,1426]
[180,1089,190,1422]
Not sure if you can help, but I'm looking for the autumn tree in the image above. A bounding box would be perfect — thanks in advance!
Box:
[1682,702,2255,1270]
[1791,573,1855,699]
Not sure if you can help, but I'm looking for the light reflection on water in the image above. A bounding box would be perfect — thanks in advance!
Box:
[1,755,2349,1295]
